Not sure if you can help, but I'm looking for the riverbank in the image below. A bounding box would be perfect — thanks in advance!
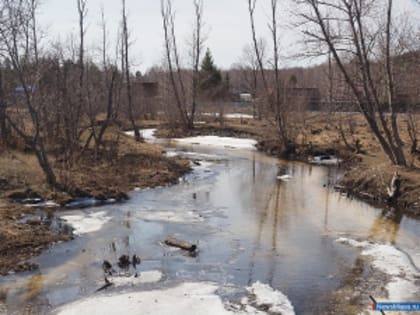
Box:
[2,112,420,275]
[0,129,191,275]
[157,113,420,218]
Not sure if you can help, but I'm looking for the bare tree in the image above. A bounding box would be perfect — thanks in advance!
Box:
[295,0,408,166]
[121,0,141,141]
[161,0,188,127]
[235,42,266,119]
[95,7,118,151]
[247,0,268,92]
[0,0,58,186]
[247,0,291,151]
[75,0,87,152]
[161,0,205,130]
[0,67,8,144]
[190,0,204,129]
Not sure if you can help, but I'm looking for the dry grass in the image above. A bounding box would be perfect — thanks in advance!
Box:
[0,127,191,274]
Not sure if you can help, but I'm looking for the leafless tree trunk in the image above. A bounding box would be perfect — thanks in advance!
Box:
[406,112,418,156]
[0,68,8,144]
[96,8,118,151]
[189,0,204,129]
[247,0,268,92]
[0,0,58,187]
[247,0,290,150]
[161,0,188,127]
[74,0,87,153]
[238,44,266,119]
[295,0,407,166]
[384,0,406,165]
[121,0,141,141]
[160,0,205,130]
[269,0,288,146]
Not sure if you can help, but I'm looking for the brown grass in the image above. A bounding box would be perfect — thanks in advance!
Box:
[0,127,191,275]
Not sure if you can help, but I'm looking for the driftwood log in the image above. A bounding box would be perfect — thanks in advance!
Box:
[164,236,197,252]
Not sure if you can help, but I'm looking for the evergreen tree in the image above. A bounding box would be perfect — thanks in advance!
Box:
[200,48,222,91]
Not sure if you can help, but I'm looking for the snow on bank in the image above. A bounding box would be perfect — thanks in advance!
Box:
[308,155,341,166]
[336,237,419,301]
[174,136,257,150]
[202,113,254,119]
[225,113,254,119]
[125,128,156,141]
[165,151,224,161]
[61,211,111,235]
[246,282,295,315]
[56,282,294,315]
[25,200,59,208]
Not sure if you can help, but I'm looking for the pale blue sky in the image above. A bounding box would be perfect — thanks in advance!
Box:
[38,0,420,72]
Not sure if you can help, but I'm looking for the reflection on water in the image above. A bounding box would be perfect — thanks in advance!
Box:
[24,274,44,302]
[0,145,419,314]
[368,209,402,245]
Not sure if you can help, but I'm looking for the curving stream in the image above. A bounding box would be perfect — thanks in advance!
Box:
[1,133,420,315]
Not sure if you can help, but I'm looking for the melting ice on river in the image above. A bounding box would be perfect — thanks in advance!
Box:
[173,136,257,150]
[55,281,295,315]
[336,237,420,302]
[61,211,111,235]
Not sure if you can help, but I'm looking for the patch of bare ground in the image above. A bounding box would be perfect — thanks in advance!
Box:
[58,129,190,202]
[0,129,190,275]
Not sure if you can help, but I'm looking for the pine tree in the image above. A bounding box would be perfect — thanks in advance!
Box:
[200,48,222,91]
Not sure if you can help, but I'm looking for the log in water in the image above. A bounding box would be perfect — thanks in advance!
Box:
[164,236,197,252]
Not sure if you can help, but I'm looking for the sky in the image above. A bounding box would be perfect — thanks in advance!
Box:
[38,0,420,73]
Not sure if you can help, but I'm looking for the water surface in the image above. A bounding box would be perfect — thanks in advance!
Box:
[1,144,419,314]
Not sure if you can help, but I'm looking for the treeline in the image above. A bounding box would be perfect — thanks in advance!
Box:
[0,0,419,192]
[0,0,146,187]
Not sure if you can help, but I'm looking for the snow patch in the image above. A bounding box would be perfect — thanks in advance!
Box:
[247,282,295,315]
[277,175,292,181]
[165,151,179,157]
[56,282,230,315]
[108,270,163,287]
[55,282,294,315]
[25,200,59,208]
[225,113,254,119]
[192,160,214,170]
[309,155,341,166]
[201,113,254,119]
[336,237,371,248]
[174,151,224,161]
[125,128,156,141]
[336,237,420,301]
[136,210,204,223]
[61,211,111,235]
[174,136,257,150]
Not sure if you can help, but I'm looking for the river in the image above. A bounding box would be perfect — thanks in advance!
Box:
[0,133,419,315]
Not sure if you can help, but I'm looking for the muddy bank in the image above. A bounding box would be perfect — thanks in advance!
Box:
[0,131,191,275]
[0,201,71,275]
[254,139,419,218]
